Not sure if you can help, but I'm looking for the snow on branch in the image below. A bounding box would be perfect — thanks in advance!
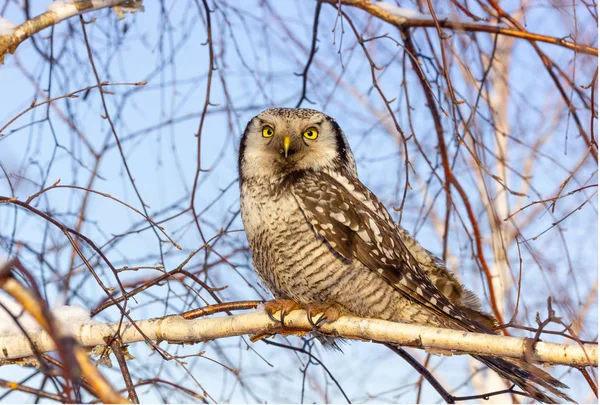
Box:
[0,0,144,63]
[0,307,596,367]
[0,294,94,337]
[0,270,127,403]
[0,17,16,36]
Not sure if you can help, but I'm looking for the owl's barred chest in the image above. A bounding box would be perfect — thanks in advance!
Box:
[240,180,349,302]
[240,181,306,251]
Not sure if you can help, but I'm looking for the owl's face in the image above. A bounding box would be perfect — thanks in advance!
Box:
[238,108,356,182]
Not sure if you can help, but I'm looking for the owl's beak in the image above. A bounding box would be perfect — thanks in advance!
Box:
[283,136,291,158]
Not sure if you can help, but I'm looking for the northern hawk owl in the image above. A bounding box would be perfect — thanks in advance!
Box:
[238,108,569,403]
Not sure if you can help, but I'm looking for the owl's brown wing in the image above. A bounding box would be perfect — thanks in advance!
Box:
[291,171,573,403]
[290,170,486,333]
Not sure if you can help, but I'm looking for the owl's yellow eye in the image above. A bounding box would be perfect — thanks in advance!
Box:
[303,127,318,140]
[262,126,274,138]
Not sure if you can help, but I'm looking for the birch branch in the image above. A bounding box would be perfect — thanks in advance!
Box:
[322,0,597,56]
[0,0,143,63]
[0,309,596,367]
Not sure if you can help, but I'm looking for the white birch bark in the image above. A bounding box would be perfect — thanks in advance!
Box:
[0,310,595,367]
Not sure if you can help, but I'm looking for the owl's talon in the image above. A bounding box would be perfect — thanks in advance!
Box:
[263,299,303,327]
[266,310,280,324]
[306,303,345,328]
[307,312,319,328]
[315,314,329,327]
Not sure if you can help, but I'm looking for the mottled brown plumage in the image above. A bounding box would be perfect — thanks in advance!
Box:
[238,108,571,403]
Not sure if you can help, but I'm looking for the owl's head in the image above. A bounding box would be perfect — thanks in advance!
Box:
[238,108,357,183]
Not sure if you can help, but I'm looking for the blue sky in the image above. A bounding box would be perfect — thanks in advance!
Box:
[0,0,597,403]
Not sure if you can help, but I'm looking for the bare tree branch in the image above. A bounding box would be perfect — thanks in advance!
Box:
[0,0,143,63]
[321,0,597,56]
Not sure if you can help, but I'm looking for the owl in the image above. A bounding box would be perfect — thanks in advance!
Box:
[238,108,570,403]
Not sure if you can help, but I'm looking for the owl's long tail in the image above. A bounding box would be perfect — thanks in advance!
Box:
[387,343,573,403]
[474,355,574,404]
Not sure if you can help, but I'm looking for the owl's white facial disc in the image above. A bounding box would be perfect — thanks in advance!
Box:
[238,108,357,182]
